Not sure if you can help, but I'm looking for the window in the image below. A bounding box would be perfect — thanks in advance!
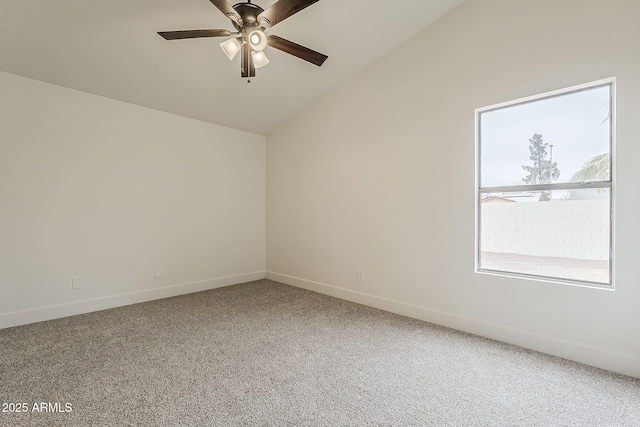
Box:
[475,79,614,288]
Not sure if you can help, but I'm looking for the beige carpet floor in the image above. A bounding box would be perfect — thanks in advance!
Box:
[1,279,639,426]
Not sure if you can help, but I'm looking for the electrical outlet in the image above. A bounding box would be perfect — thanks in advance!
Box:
[72,278,82,290]
[357,271,365,282]
[154,269,162,279]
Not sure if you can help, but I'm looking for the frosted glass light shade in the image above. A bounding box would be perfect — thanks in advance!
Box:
[220,38,241,60]
[252,51,269,69]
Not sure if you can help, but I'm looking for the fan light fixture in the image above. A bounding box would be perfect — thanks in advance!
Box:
[251,50,270,69]
[220,38,241,60]
[248,30,267,51]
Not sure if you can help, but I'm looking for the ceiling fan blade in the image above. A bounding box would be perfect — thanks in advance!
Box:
[257,0,319,28]
[267,35,327,66]
[158,29,233,40]
[209,0,243,26]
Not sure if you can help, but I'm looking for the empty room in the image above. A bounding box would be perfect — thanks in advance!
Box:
[1,0,639,425]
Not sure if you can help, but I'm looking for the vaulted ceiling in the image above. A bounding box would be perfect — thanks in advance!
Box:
[0,0,465,135]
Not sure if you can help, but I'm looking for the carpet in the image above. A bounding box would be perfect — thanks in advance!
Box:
[1,280,638,426]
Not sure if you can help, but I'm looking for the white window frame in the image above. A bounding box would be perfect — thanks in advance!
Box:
[474,78,615,289]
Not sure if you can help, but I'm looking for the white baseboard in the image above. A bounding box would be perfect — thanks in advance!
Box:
[266,271,640,379]
[0,271,266,330]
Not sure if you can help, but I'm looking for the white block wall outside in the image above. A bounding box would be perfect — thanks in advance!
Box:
[481,199,610,260]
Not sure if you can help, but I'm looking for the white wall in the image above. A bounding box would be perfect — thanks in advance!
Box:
[266,0,640,378]
[0,71,265,328]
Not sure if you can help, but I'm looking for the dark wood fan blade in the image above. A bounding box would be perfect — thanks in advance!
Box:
[267,35,327,66]
[209,0,243,26]
[158,29,232,40]
[257,0,319,28]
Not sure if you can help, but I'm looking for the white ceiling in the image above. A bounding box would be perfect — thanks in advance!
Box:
[0,0,465,135]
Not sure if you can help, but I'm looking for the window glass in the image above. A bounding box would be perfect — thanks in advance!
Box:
[480,85,611,188]
[480,188,610,284]
[476,80,613,287]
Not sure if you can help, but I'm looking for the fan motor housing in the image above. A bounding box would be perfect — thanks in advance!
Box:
[232,2,265,30]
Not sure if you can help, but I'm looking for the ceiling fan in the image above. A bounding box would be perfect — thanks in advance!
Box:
[158,0,328,80]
